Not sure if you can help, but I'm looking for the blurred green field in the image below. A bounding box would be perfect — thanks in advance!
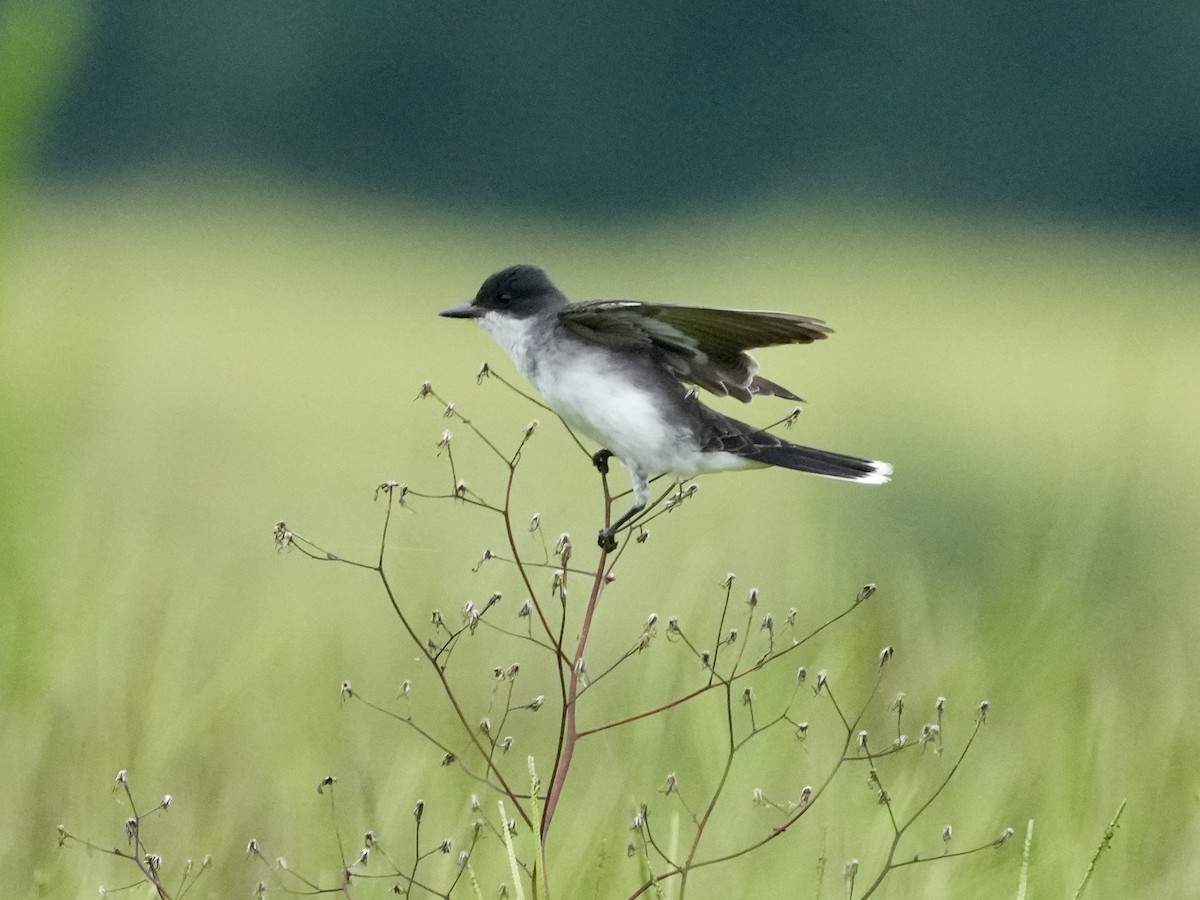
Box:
[2,184,1198,898]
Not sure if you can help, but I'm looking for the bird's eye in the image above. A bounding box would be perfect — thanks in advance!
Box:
[496,293,513,307]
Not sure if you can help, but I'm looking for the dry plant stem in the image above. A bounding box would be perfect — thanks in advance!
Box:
[577,595,867,739]
[541,466,618,849]
[857,715,986,899]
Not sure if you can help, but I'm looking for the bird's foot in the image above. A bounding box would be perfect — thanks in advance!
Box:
[591,449,614,474]
[597,528,618,552]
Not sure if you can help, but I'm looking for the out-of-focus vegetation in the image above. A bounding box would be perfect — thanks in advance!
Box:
[4,2,1199,896]
[39,1,1200,222]
[3,185,1198,898]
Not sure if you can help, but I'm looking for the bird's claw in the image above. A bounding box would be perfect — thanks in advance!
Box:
[591,449,613,474]
[597,528,618,552]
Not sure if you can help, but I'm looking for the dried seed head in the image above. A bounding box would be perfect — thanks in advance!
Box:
[523,419,539,438]
[857,583,877,603]
[442,402,457,419]
[799,785,813,806]
[507,662,520,678]
[942,824,953,844]
[145,854,162,872]
[796,721,809,739]
[356,847,370,865]
[439,839,452,853]
[996,826,1015,846]
[815,670,828,693]
[726,628,738,645]
[340,681,353,700]
[742,687,755,705]
[796,666,807,685]
[662,773,679,794]
[635,529,649,543]
[530,695,545,711]
[645,613,658,628]
[761,613,774,632]
[413,800,425,822]
[478,717,491,735]
[879,646,894,667]
[437,430,453,448]
[501,736,514,752]
[877,788,890,805]
[528,513,541,531]
[475,362,490,382]
[700,650,711,669]
[114,769,128,786]
[747,588,759,608]
[751,787,766,806]
[160,794,172,810]
[891,692,905,713]
[721,573,736,588]
[936,696,946,713]
[416,381,433,398]
[457,850,470,867]
[364,830,377,847]
[246,838,260,856]
[400,679,412,697]
[785,607,798,626]
[470,794,481,811]
[843,859,859,880]
[317,775,336,793]
[857,730,869,748]
[517,599,532,618]
[440,752,455,767]
[979,700,991,721]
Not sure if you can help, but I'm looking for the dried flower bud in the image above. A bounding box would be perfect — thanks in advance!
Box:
[857,583,877,603]
[501,736,514,752]
[936,696,946,714]
[530,695,545,711]
[878,646,894,667]
[662,773,679,794]
[528,513,541,531]
[517,599,532,618]
[160,794,172,810]
[843,859,859,880]
[700,650,711,669]
[317,775,336,794]
[441,752,455,767]
[747,588,759,608]
[815,670,828,693]
[761,613,774,632]
[979,700,991,721]
[114,769,128,786]
[400,679,412,697]
[721,573,735,588]
[942,824,953,844]
[246,838,260,856]
[799,786,813,806]
[742,687,755,705]
[439,839,452,853]
[784,607,797,626]
[478,717,491,735]
[996,826,1015,846]
[523,419,539,437]
[796,666,807,685]
[751,787,766,806]
[416,381,433,398]
[796,721,809,739]
[340,681,353,700]
[356,847,369,865]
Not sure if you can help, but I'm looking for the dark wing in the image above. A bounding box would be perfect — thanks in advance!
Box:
[558,300,831,402]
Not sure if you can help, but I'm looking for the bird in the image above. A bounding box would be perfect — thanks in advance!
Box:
[440,265,891,551]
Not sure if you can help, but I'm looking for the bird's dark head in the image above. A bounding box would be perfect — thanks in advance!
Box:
[440,265,563,320]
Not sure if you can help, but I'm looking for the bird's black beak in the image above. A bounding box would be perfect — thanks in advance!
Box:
[439,301,484,319]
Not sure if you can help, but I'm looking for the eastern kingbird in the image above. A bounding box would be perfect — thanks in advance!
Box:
[441,265,891,550]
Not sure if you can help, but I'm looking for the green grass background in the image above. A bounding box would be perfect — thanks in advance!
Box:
[2,182,1199,898]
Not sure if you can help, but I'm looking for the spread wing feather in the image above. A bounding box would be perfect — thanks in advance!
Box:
[558,300,831,402]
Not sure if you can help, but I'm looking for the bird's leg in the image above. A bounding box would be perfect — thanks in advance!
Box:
[591,448,613,474]
[597,464,649,551]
